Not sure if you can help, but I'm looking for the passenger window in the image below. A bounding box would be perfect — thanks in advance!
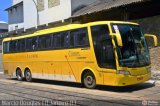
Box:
[32,37,38,50]
[70,28,89,47]
[61,32,69,48]
[10,40,17,52]
[26,37,38,51]
[26,38,33,51]
[52,31,69,49]
[17,39,25,52]
[3,42,10,53]
[39,35,51,49]
[53,33,61,48]
[17,40,21,51]
[20,39,26,51]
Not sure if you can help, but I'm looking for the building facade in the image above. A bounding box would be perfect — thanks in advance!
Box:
[6,0,96,32]
[0,21,8,34]
[0,21,8,47]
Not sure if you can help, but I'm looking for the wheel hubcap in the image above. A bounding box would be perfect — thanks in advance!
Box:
[86,76,93,85]
[26,72,30,80]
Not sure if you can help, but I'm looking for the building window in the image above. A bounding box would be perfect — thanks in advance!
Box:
[48,0,60,8]
[37,0,45,12]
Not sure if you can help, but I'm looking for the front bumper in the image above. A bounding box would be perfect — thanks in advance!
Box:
[115,72,151,86]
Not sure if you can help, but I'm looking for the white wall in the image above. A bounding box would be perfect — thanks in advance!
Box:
[9,23,24,32]
[23,0,72,30]
[10,0,93,31]
[23,0,37,29]
[39,0,72,25]
[8,2,24,32]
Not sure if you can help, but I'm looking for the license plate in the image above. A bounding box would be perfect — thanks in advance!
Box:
[137,77,143,81]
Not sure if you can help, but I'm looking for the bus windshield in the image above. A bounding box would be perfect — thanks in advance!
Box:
[112,24,150,68]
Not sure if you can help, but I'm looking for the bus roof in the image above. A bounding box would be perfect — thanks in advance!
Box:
[3,21,139,42]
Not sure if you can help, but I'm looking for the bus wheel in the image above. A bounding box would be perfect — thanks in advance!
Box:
[83,71,96,89]
[16,68,23,81]
[25,69,32,82]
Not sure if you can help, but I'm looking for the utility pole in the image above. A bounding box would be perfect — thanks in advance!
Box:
[32,0,39,29]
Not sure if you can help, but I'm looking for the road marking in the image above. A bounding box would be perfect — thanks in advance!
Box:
[0,72,3,74]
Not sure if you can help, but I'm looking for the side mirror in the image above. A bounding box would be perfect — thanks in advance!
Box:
[145,34,158,47]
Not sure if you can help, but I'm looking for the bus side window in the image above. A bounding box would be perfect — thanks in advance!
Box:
[46,35,52,48]
[70,28,89,48]
[32,37,38,50]
[39,35,51,49]
[3,42,10,53]
[17,40,21,51]
[10,40,17,52]
[20,39,26,51]
[61,31,69,48]
[53,33,61,49]
[26,38,33,51]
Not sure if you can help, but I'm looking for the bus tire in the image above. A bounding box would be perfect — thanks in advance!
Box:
[83,71,96,89]
[25,69,32,82]
[16,68,23,81]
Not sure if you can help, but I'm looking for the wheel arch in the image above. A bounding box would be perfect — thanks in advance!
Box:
[16,67,23,77]
[24,67,31,75]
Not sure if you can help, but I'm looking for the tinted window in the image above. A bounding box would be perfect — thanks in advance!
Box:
[10,40,17,52]
[26,38,32,51]
[61,32,69,48]
[70,28,89,47]
[20,39,26,51]
[39,35,52,49]
[53,33,61,48]
[26,37,38,51]
[3,42,10,53]
[91,25,115,68]
[52,31,69,49]
[17,39,25,51]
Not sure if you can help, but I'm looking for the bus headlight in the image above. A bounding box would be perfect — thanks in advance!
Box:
[117,70,130,75]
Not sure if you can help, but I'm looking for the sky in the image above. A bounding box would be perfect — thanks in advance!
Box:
[0,0,12,23]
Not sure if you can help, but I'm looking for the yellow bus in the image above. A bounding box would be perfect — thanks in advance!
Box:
[2,21,157,89]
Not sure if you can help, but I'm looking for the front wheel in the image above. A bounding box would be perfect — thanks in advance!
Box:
[83,71,96,89]
[25,69,32,82]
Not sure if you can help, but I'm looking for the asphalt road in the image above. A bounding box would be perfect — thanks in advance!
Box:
[0,73,160,106]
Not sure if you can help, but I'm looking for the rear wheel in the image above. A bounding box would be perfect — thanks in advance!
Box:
[83,71,96,89]
[16,69,23,81]
[25,69,32,82]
